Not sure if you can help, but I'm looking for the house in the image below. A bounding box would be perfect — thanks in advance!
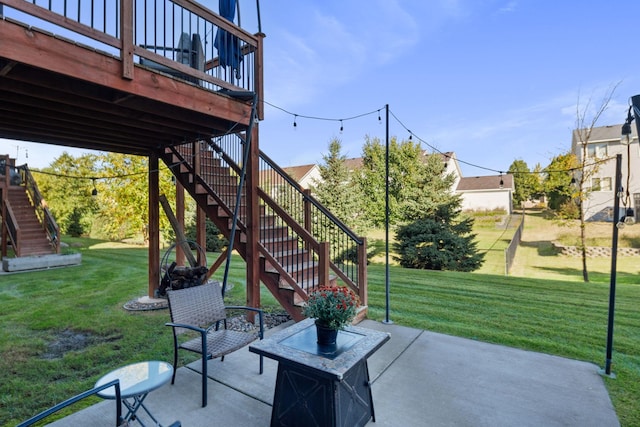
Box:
[282,151,515,214]
[456,174,514,214]
[571,124,640,221]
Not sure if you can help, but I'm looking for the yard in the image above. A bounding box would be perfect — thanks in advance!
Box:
[1,211,639,425]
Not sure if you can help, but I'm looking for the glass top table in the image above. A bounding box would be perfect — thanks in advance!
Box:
[95,360,173,426]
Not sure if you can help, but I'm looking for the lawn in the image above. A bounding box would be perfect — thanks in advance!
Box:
[1,212,640,425]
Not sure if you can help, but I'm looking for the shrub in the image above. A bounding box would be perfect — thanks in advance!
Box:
[394,217,485,272]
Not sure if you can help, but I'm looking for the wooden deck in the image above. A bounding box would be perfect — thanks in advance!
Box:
[0,13,257,154]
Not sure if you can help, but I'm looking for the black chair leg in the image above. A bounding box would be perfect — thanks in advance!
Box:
[201,354,207,407]
[171,347,178,385]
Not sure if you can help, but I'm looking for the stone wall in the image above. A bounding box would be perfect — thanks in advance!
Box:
[552,242,640,257]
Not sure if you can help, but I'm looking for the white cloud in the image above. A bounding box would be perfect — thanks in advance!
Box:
[497,1,518,14]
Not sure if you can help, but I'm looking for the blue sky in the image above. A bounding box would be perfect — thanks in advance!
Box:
[4,0,640,176]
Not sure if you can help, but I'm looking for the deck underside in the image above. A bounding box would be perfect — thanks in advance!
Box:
[0,17,253,156]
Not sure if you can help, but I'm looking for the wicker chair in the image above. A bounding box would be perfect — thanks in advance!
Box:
[166,282,264,407]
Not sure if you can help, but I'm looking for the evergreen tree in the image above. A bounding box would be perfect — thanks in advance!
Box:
[394,194,484,272]
[311,138,355,223]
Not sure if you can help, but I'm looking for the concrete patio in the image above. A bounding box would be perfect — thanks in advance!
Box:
[46,319,619,427]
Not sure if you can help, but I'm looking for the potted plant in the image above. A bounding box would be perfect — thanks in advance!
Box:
[303,285,360,345]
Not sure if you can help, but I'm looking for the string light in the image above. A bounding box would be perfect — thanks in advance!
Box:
[293,114,297,129]
[262,99,607,177]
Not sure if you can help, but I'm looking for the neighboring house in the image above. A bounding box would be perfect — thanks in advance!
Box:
[456,174,514,214]
[281,151,514,214]
[571,124,640,222]
[280,164,319,189]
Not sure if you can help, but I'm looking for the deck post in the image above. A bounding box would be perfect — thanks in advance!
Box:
[246,125,261,316]
[358,237,368,307]
[148,152,160,298]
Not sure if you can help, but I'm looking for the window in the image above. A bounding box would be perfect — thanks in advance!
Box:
[587,143,608,158]
[591,177,612,191]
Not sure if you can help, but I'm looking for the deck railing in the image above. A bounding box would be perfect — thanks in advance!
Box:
[1,0,263,115]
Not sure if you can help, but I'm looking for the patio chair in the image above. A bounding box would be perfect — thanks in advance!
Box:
[17,379,126,427]
[166,281,264,407]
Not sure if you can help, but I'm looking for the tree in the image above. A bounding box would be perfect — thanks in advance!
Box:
[185,217,227,252]
[93,153,176,241]
[394,204,485,272]
[571,84,619,282]
[398,152,458,223]
[352,136,388,227]
[543,152,579,213]
[508,159,540,207]
[35,152,99,235]
[311,138,363,230]
[352,136,457,227]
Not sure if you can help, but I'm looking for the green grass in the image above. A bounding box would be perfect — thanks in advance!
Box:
[2,219,640,425]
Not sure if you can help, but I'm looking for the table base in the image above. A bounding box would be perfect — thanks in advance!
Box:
[121,392,162,427]
[270,359,375,427]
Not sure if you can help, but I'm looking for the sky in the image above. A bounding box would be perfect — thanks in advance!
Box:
[3,0,640,177]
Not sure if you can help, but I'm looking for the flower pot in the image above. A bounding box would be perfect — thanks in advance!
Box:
[315,320,338,346]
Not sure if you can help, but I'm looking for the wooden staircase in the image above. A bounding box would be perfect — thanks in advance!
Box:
[1,158,60,259]
[160,137,368,321]
[4,186,56,257]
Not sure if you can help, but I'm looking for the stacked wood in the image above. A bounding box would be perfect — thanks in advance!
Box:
[158,264,208,296]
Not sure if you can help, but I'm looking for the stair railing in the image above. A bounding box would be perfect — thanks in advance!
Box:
[3,199,21,256]
[18,165,60,254]
[207,136,367,304]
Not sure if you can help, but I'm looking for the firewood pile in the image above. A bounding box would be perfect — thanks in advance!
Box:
[158,262,208,296]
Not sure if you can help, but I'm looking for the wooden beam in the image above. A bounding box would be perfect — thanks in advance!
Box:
[148,153,160,298]
[159,194,197,267]
[246,125,261,311]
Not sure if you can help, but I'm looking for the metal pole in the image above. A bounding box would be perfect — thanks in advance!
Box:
[222,91,257,296]
[603,153,622,377]
[383,104,392,324]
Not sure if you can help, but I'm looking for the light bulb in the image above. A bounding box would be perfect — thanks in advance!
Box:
[616,221,626,229]
[624,208,635,225]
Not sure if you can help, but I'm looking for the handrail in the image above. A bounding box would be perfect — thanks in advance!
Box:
[3,199,21,256]
[18,165,60,253]
[259,150,363,244]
